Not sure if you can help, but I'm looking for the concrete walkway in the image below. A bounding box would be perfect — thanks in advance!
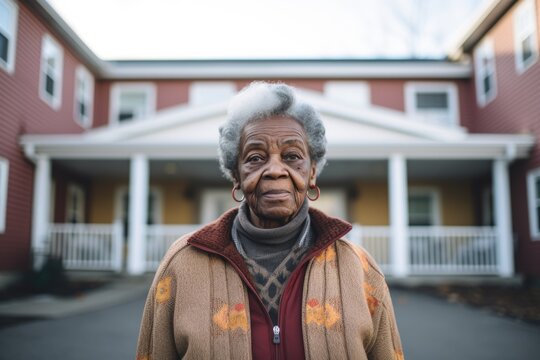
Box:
[0,281,539,359]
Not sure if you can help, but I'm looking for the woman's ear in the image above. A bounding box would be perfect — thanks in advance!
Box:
[309,165,317,187]
[232,172,240,189]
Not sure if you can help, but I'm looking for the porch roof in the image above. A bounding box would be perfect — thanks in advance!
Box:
[20,89,534,161]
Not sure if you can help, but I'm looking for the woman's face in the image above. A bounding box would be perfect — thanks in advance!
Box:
[235,116,316,229]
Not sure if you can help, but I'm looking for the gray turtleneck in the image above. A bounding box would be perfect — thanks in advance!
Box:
[231,200,314,324]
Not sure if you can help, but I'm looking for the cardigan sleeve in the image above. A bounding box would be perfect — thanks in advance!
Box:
[136,272,179,360]
[367,285,404,360]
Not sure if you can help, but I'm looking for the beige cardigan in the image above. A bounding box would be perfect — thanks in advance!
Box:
[137,212,403,359]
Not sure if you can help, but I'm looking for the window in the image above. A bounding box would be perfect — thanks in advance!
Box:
[65,184,85,223]
[74,66,94,128]
[110,83,156,124]
[0,158,8,233]
[405,82,459,126]
[527,169,540,240]
[324,81,370,108]
[474,39,497,107]
[0,0,18,73]
[408,188,441,226]
[40,34,63,109]
[189,82,236,106]
[514,0,539,73]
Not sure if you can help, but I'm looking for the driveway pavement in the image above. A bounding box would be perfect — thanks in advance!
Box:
[392,288,540,360]
[0,283,539,359]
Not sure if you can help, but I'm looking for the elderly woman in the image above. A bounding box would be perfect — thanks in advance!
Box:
[136,82,403,359]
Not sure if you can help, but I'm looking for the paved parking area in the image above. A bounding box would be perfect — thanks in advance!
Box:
[0,285,539,359]
[392,288,540,360]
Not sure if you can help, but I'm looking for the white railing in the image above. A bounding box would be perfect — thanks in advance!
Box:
[46,222,501,276]
[408,226,498,274]
[47,223,123,272]
[145,224,201,271]
[349,225,391,273]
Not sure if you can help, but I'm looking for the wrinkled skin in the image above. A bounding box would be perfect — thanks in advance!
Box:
[233,116,317,229]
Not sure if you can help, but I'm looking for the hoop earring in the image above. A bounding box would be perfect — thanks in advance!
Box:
[307,185,320,201]
[232,186,245,202]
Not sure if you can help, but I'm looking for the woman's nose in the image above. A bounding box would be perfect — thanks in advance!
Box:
[263,155,288,178]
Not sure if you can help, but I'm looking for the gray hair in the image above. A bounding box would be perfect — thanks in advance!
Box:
[218,81,327,181]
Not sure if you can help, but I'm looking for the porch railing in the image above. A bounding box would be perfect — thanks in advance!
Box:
[47,223,123,272]
[46,223,501,276]
[408,226,498,274]
[349,226,391,273]
[145,224,201,271]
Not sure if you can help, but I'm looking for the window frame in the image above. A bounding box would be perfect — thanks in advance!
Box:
[109,82,156,125]
[188,81,236,106]
[408,187,441,227]
[0,157,9,233]
[73,65,94,128]
[0,0,18,74]
[323,81,371,108]
[513,0,539,74]
[404,82,459,126]
[39,34,64,109]
[474,39,497,107]
[527,168,540,240]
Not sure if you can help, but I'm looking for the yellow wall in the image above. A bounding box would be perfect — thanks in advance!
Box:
[350,181,389,225]
[89,180,123,223]
[159,181,197,224]
[88,178,474,226]
[89,180,197,224]
[349,180,475,226]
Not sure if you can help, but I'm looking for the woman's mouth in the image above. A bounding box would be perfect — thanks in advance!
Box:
[262,190,290,200]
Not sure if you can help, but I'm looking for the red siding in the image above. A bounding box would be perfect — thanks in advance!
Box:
[467,0,540,276]
[371,80,405,111]
[156,81,190,110]
[0,2,98,270]
[92,81,110,128]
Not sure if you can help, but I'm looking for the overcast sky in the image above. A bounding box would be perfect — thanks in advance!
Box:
[46,0,491,60]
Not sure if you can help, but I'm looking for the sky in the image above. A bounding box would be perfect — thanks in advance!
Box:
[46,0,492,60]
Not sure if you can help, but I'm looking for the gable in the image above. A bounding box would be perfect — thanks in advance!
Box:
[87,90,463,146]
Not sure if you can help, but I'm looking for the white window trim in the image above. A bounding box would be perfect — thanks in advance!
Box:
[404,82,459,126]
[39,34,64,110]
[74,65,94,128]
[0,0,18,74]
[200,189,238,224]
[189,81,236,106]
[323,81,371,108]
[527,168,540,240]
[408,187,442,226]
[513,0,539,74]
[474,38,497,107]
[109,82,156,125]
[0,157,9,233]
[114,186,163,225]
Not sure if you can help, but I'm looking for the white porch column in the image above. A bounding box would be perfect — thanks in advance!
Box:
[127,154,149,275]
[31,155,51,269]
[493,159,514,277]
[389,154,409,278]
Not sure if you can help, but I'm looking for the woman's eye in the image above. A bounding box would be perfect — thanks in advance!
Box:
[284,153,301,161]
[248,155,264,163]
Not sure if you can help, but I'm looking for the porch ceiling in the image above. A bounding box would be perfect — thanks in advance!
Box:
[53,158,492,184]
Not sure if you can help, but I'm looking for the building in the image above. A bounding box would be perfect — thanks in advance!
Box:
[1,0,538,279]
